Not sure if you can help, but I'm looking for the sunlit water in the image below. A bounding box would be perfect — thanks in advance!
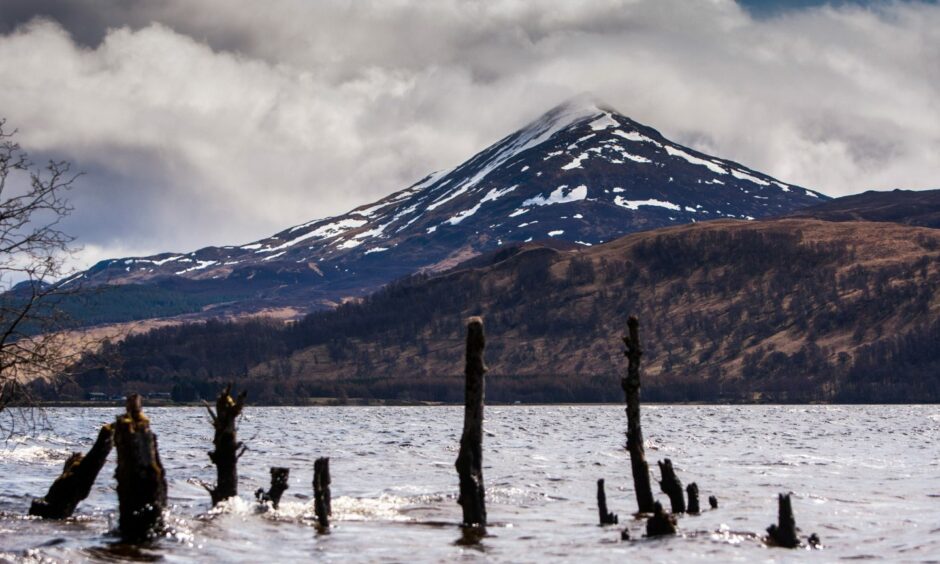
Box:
[1,405,938,562]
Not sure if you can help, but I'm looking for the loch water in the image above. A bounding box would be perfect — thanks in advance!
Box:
[1,405,938,562]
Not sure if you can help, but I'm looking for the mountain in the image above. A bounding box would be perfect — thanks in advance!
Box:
[783,188,940,228]
[64,97,827,324]
[58,217,940,404]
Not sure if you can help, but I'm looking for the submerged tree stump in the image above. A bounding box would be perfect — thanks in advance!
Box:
[658,459,686,514]
[313,457,331,528]
[646,501,677,537]
[455,316,487,527]
[686,482,700,515]
[114,395,168,541]
[29,424,113,519]
[767,493,800,548]
[205,385,247,505]
[709,495,718,509]
[622,316,655,514]
[256,467,290,510]
[597,479,618,525]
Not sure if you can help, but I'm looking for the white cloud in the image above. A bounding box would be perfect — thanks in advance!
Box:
[0,1,937,267]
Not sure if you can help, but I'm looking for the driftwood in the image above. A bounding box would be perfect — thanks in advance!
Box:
[29,424,113,519]
[205,385,247,506]
[709,495,718,509]
[314,457,331,528]
[113,394,168,541]
[256,467,290,510]
[455,316,487,527]
[596,479,618,525]
[766,493,800,548]
[646,501,677,537]
[658,459,686,514]
[686,482,700,515]
[622,316,655,513]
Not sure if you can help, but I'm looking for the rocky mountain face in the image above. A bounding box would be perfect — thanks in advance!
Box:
[60,217,940,403]
[68,97,827,321]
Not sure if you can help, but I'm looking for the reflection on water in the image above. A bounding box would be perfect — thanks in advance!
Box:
[1,405,938,562]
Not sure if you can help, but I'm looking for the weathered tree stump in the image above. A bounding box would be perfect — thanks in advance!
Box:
[766,493,800,548]
[709,495,718,509]
[597,478,618,525]
[622,316,655,514]
[455,316,487,527]
[29,424,113,519]
[646,501,677,537]
[113,394,168,541]
[686,482,700,514]
[255,467,290,510]
[313,457,331,528]
[205,385,247,506]
[658,459,686,514]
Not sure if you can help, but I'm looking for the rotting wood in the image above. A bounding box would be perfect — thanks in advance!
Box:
[455,316,487,527]
[597,478,618,525]
[205,384,247,506]
[686,482,700,514]
[658,459,686,514]
[314,457,331,528]
[29,424,113,519]
[255,467,290,510]
[113,394,168,541]
[622,316,655,514]
[766,493,800,548]
[645,501,677,537]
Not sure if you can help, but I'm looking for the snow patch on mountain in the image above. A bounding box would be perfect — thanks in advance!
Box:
[523,185,588,207]
[613,197,682,211]
[665,146,727,175]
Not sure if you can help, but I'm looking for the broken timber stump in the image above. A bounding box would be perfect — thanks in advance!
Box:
[597,479,618,525]
[256,467,289,510]
[658,459,686,514]
[455,316,487,527]
[313,457,331,528]
[686,482,700,515]
[766,493,800,548]
[646,501,677,537]
[29,424,113,519]
[205,385,247,505]
[622,316,655,514]
[709,495,718,509]
[114,394,168,541]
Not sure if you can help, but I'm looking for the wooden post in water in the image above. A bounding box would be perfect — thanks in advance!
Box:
[686,482,700,514]
[709,495,718,509]
[29,424,113,519]
[766,493,800,548]
[597,478,619,525]
[455,316,487,527]
[205,384,247,505]
[622,316,655,513]
[645,501,677,537]
[256,467,290,510]
[314,457,331,528]
[114,394,168,541]
[657,459,686,514]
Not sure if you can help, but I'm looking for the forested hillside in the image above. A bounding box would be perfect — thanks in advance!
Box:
[50,218,940,403]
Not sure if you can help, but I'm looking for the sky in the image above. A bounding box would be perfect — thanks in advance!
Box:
[0,0,937,270]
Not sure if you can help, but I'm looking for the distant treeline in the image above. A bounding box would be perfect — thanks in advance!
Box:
[42,223,940,403]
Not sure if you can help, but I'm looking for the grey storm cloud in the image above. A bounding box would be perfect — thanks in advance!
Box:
[0,0,937,270]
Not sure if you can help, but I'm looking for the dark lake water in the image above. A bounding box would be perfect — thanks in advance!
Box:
[1,405,938,562]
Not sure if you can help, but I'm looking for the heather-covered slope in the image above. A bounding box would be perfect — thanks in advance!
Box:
[59,218,940,403]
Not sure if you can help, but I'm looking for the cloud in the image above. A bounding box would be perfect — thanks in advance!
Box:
[0,1,937,268]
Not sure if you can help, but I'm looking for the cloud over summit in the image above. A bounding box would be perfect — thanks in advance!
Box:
[0,0,937,268]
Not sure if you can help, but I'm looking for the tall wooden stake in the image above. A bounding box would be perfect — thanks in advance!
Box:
[658,458,686,514]
[114,394,167,541]
[314,457,331,528]
[767,493,800,548]
[455,316,487,527]
[597,478,619,525]
[205,384,247,505]
[622,316,655,513]
[30,424,113,519]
